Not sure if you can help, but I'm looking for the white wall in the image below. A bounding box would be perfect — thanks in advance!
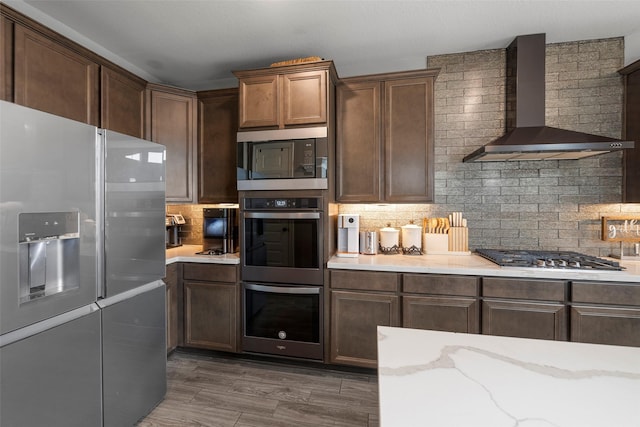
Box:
[625,31,640,65]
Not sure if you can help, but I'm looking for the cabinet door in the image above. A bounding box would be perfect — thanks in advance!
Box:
[403,295,479,333]
[238,74,279,128]
[101,67,145,138]
[198,89,239,203]
[1,16,12,101]
[184,281,237,352]
[330,290,399,368]
[336,80,382,202]
[164,263,179,353]
[384,77,434,202]
[149,88,197,202]
[282,70,327,126]
[482,300,567,340]
[622,64,640,202]
[13,24,99,125]
[571,305,640,347]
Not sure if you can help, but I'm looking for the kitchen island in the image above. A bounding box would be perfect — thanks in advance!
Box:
[377,326,640,427]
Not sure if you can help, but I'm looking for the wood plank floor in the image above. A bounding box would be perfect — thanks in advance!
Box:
[137,350,379,427]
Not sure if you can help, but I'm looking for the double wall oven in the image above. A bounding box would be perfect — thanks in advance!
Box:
[240,195,325,360]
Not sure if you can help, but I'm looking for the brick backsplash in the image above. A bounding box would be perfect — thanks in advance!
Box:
[340,37,640,257]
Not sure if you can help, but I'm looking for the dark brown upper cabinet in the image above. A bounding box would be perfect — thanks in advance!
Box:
[13,23,99,125]
[101,66,146,138]
[619,59,640,202]
[197,88,239,203]
[147,84,197,203]
[233,60,337,130]
[337,69,438,203]
[1,15,13,102]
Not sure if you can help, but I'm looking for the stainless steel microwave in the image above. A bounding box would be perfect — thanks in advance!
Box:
[237,127,328,190]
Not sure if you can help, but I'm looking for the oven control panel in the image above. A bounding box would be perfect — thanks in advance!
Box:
[243,197,321,210]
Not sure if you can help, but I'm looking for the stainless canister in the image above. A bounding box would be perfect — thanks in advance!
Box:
[359,231,378,255]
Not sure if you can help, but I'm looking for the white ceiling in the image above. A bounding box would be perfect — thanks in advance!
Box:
[6,0,640,90]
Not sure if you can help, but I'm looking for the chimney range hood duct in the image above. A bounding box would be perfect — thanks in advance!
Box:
[463,33,633,162]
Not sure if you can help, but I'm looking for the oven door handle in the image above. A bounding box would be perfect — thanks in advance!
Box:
[244,283,320,295]
[243,212,321,220]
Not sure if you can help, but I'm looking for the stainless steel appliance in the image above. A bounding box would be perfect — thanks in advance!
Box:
[0,101,166,427]
[240,195,324,360]
[241,196,323,284]
[243,283,323,360]
[476,249,624,270]
[199,206,239,255]
[360,231,378,255]
[464,34,634,162]
[237,127,328,190]
[166,213,185,248]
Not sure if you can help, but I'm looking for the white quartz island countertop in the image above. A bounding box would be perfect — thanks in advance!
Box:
[328,253,640,282]
[377,326,640,427]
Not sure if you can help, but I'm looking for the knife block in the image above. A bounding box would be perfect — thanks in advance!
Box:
[424,233,449,254]
[449,227,469,253]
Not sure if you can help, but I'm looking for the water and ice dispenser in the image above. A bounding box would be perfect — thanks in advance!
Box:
[18,212,80,303]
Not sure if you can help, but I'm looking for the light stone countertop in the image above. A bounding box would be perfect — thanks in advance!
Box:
[327,253,640,283]
[165,244,240,265]
[377,326,640,427]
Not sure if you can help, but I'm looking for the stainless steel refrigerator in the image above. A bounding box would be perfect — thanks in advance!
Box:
[0,100,167,427]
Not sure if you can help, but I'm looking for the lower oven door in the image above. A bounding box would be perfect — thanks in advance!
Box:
[242,283,323,361]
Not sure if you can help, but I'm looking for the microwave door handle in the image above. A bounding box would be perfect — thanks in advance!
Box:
[244,283,320,295]
[243,212,321,220]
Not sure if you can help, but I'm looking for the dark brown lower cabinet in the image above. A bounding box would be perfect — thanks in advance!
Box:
[404,296,478,333]
[482,300,567,340]
[571,305,640,347]
[183,263,239,352]
[402,273,480,333]
[570,281,640,347]
[330,290,399,368]
[163,263,180,353]
[481,277,568,340]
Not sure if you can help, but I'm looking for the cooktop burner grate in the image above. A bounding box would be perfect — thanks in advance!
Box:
[475,249,624,271]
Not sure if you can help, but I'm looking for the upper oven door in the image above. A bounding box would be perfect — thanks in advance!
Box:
[237,127,328,191]
[241,211,323,285]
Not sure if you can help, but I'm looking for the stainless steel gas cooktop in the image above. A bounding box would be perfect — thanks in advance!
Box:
[475,249,624,271]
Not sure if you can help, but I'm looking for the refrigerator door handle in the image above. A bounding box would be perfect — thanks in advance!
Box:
[96,280,165,309]
[96,129,106,299]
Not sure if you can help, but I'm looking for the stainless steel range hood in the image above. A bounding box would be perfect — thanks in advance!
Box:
[463,33,634,162]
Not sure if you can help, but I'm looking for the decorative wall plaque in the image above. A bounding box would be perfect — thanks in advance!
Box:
[601,216,640,242]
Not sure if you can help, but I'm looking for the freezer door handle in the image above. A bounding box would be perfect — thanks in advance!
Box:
[0,303,100,348]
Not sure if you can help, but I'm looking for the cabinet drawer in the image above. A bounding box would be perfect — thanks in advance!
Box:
[482,300,567,340]
[183,263,237,283]
[571,281,640,306]
[482,277,567,301]
[571,305,640,347]
[403,274,479,296]
[403,295,479,333]
[331,270,398,292]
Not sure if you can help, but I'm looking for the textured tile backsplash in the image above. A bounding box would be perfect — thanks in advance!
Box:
[341,37,640,257]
